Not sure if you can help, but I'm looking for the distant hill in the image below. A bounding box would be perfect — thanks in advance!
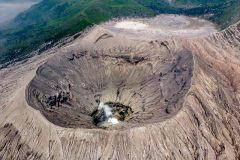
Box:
[0,0,239,65]
[0,0,40,2]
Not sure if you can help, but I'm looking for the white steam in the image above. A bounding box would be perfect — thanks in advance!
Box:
[98,102,112,117]
[98,102,119,125]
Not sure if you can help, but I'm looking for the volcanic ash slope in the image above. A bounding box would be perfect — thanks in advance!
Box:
[0,15,240,160]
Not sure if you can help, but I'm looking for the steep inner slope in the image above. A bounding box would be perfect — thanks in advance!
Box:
[26,45,193,129]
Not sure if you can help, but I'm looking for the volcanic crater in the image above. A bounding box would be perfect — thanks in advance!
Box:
[26,46,193,129]
[25,15,217,129]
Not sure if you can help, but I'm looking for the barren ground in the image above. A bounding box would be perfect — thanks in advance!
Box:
[0,15,239,160]
[103,14,218,40]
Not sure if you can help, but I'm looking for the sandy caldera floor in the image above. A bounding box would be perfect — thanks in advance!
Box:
[103,14,218,40]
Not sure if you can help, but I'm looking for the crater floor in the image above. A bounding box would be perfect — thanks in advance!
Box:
[103,14,217,39]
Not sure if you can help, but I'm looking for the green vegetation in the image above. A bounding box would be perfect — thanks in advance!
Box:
[0,0,239,65]
[137,0,240,28]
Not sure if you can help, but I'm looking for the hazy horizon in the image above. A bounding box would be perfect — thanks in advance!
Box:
[0,0,41,25]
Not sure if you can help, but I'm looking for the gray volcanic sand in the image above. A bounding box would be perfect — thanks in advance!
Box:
[103,14,217,40]
[1,14,240,160]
